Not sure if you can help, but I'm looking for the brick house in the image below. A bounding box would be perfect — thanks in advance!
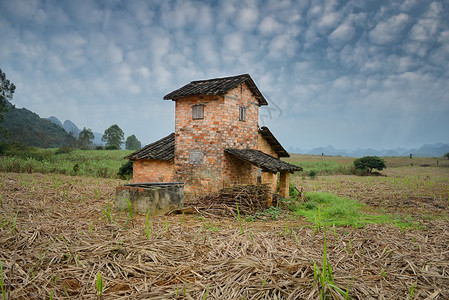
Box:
[126,74,301,198]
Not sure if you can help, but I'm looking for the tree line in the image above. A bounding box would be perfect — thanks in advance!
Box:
[79,125,141,150]
[1,68,142,151]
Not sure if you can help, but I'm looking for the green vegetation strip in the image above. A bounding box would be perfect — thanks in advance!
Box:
[293,192,423,230]
[0,148,133,178]
[291,161,354,176]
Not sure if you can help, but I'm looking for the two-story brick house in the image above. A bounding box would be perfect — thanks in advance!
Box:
[126,74,301,198]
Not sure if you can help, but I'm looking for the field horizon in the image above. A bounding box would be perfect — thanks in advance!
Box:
[0,152,448,299]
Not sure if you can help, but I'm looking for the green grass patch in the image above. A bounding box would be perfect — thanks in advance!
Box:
[293,192,424,229]
[291,161,354,176]
[0,148,133,178]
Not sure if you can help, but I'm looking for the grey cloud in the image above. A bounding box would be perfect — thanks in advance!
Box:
[1,0,448,150]
[328,21,355,48]
[369,13,410,44]
[236,6,259,31]
[259,16,282,35]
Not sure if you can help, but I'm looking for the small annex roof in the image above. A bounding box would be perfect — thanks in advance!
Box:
[259,126,289,158]
[125,133,175,161]
[163,74,268,106]
[224,148,302,173]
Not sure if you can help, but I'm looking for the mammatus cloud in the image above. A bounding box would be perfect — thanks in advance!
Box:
[369,13,410,45]
[0,0,448,149]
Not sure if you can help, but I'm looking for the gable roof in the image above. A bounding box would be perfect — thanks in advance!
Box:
[163,74,268,106]
[125,133,175,161]
[259,126,289,158]
[224,148,302,173]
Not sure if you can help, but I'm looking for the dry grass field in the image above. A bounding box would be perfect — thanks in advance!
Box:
[0,156,448,299]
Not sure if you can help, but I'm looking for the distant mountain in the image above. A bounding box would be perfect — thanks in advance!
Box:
[47,116,63,127]
[47,116,103,145]
[62,120,80,137]
[288,143,449,158]
[1,103,76,148]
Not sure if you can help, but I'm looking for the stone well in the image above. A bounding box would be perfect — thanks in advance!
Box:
[115,182,184,215]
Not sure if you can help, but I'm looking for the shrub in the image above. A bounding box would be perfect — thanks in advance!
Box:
[105,145,119,150]
[353,156,386,173]
[0,142,10,155]
[118,160,133,179]
[55,146,73,155]
[444,152,449,160]
[73,163,80,174]
[309,170,317,178]
[289,183,299,199]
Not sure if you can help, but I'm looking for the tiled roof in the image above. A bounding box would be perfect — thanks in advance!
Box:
[259,126,289,158]
[125,133,175,161]
[163,74,268,106]
[224,149,302,173]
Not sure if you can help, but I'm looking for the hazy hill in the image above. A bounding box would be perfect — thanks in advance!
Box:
[63,120,80,137]
[1,104,76,148]
[47,116,63,127]
[288,143,449,158]
[47,116,103,145]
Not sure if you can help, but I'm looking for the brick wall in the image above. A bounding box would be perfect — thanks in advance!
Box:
[224,153,258,186]
[257,132,280,192]
[133,160,174,183]
[257,132,279,158]
[174,82,259,194]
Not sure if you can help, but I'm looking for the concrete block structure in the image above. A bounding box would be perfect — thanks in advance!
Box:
[126,74,302,199]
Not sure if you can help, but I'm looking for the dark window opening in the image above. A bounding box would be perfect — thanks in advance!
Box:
[239,106,246,122]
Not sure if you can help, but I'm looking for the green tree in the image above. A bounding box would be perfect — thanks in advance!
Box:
[353,156,386,173]
[125,134,141,150]
[78,127,95,149]
[102,124,124,150]
[1,68,16,136]
[444,153,449,160]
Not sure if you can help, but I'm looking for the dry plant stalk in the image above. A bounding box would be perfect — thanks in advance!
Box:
[0,173,448,299]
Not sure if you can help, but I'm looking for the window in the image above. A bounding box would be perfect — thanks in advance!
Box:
[189,150,203,165]
[239,106,246,122]
[192,105,204,119]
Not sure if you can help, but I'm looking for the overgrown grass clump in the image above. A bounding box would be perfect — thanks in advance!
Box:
[293,192,423,229]
[0,147,133,178]
[292,161,355,176]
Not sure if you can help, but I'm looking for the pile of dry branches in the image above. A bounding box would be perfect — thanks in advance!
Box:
[185,184,272,218]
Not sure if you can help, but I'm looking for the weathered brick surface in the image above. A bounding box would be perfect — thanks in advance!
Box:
[174,83,259,193]
[131,81,288,198]
[132,160,174,183]
[279,172,290,198]
[257,132,280,190]
[257,132,279,158]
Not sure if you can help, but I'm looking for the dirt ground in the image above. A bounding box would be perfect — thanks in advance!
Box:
[292,166,449,218]
[1,171,448,299]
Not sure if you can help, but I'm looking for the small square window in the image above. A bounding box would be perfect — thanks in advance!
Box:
[189,150,203,165]
[239,106,246,122]
[192,105,204,119]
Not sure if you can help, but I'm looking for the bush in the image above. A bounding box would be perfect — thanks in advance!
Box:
[0,142,10,155]
[106,145,120,150]
[55,146,73,155]
[118,160,133,179]
[289,183,299,199]
[353,156,386,173]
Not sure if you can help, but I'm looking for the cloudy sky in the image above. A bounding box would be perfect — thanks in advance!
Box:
[1,0,448,150]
